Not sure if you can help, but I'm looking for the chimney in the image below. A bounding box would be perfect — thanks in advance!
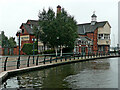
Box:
[57,5,61,13]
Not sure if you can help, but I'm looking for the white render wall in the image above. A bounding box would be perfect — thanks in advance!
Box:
[98,22,111,45]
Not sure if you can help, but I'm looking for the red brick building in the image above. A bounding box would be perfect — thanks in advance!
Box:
[74,12,111,55]
[16,20,45,55]
[15,5,111,55]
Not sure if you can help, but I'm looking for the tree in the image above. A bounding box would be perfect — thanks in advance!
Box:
[8,37,16,47]
[1,31,9,47]
[0,31,16,48]
[36,7,78,56]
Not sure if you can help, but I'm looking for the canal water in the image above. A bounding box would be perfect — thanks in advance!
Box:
[1,57,118,88]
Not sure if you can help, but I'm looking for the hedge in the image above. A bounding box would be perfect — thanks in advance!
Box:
[22,43,38,55]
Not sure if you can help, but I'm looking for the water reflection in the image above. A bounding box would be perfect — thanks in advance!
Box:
[1,58,118,88]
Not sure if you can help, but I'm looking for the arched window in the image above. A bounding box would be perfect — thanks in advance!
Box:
[79,40,81,44]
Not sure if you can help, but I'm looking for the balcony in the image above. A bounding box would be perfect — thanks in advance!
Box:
[97,39,111,45]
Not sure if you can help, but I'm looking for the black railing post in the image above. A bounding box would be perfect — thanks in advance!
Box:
[56,56,57,62]
[27,56,30,67]
[50,56,52,63]
[36,56,39,65]
[43,56,46,64]
[65,56,67,61]
[78,54,79,59]
[74,55,75,60]
[81,53,83,59]
[4,57,8,71]
[17,56,20,69]
[69,56,71,60]
[33,56,34,64]
[60,56,62,62]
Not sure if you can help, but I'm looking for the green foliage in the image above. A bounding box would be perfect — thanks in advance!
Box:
[43,49,55,54]
[37,8,78,49]
[0,31,16,48]
[22,42,38,55]
[62,47,74,53]
[8,37,16,47]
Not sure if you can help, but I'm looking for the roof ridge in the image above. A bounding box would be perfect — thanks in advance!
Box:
[77,21,108,25]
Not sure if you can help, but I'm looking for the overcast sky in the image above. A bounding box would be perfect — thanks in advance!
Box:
[0,0,119,47]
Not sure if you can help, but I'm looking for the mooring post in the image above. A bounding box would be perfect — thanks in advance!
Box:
[27,56,30,67]
[4,57,8,71]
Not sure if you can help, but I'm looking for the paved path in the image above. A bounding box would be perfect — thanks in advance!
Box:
[0,54,119,73]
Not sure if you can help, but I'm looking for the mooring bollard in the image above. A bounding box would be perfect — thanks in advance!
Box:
[43,56,46,64]
[27,56,30,67]
[17,56,20,69]
[4,57,8,71]
[36,56,39,65]
[50,56,52,63]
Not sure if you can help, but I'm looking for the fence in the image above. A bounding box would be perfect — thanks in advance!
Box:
[0,52,119,73]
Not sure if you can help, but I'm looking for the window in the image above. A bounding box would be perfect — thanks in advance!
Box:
[98,34,104,39]
[22,29,24,34]
[98,46,104,51]
[104,34,110,39]
[78,40,81,44]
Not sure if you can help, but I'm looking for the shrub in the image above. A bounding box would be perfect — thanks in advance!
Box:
[22,43,38,55]
[62,47,73,53]
[43,49,55,54]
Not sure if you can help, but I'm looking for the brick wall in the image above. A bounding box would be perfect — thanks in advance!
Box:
[93,29,98,53]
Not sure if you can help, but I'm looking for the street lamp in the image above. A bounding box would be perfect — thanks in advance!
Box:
[56,37,59,56]
[18,32,21,56]
[17,31,21,69]
[32,38,36,64]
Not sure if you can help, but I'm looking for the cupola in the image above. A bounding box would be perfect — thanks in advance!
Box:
[91,11,97,25]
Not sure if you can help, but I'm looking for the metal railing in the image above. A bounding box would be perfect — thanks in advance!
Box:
[0,52,119,72]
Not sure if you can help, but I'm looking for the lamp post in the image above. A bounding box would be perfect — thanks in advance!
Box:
[17,31,21,69]
[56,37,59,56]
[32,38,36,64]
[18,32,21,56]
